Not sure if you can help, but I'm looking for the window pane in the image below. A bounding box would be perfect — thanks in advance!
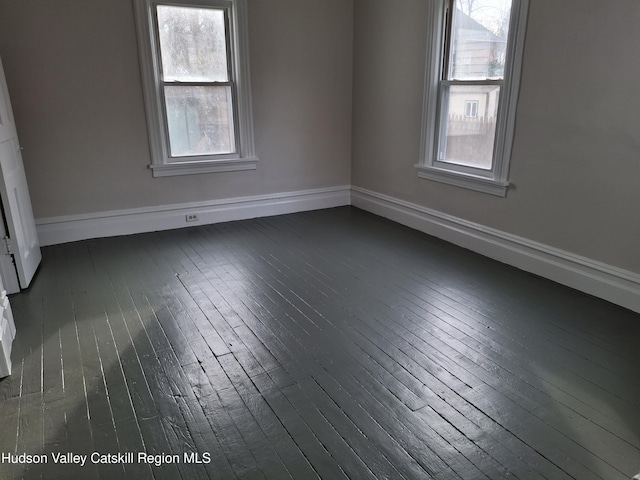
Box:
[438,84,499,169]
[449,0,512,80]
[164,86,235,157]
[157,6,228,82]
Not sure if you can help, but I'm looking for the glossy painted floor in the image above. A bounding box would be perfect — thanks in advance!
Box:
[1,207,639,479]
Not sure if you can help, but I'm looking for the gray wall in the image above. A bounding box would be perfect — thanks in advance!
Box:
[0,0,353,218]
[1,0,638,275]
[351,0,640,274]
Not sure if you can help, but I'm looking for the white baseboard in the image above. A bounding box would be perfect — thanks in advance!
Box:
[35,184,640,313]
[36,185,351,247]
[351,186,640,314]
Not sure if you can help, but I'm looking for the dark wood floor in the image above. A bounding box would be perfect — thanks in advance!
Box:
[1,207,639,479]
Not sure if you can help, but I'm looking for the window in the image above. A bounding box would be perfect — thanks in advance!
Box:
[464,100,479,118]
[133,0,257,177]
[417,0,529,196]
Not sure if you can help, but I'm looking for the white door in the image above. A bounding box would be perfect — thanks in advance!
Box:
[0,272,16,377]
[0,55,41,292]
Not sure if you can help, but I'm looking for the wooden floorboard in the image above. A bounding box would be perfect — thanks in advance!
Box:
[1,206,639,479]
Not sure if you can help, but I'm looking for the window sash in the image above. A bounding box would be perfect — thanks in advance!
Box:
[156,4,231,83]
[162,84,237,158]
[437,0,509,173]
[435,79,502,173]
[153,4,240,162]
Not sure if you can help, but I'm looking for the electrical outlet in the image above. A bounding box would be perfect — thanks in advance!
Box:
[185,213,198,222]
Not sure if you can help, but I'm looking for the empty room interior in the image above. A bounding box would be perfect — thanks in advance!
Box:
[0,0,639,479]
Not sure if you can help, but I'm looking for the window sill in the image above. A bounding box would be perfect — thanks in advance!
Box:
[415,164,509,197]
[150,157,258,177]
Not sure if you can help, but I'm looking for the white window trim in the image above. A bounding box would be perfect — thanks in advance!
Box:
[133,0,257,177]
[416,0,529,197]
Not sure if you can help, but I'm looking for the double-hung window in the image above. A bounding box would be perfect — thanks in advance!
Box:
[417,0,529,196]
[133,0,257,177]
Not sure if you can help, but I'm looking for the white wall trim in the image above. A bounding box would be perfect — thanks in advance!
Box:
[35,184,640,313]
[149,157,258,177]
[351,186,640,314]
[36,185,351,246]
[415,164,509,197]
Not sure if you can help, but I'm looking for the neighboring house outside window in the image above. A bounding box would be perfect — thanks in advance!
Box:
[133,0,257,177]
[417,0,529,196]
